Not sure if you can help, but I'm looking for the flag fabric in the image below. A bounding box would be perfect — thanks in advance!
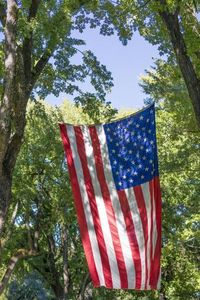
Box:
[59,103,162,290]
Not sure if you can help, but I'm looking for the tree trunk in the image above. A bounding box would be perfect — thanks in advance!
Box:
[48,236,65,300]
[0,0,51,238]
[62,225,69,300]
[159,1,200,127]
[0,175,12,236]
[0,0,18,237]
[78,273,91,300]
[0,249,37,294]
[0,86,28,237]
[0,0,28,237]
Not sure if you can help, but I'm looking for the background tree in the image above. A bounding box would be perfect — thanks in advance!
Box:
[1,96,199,299]
[1,0,200,298]
[140,60,200,299]
[0,99,117,298]
[84,0,200,126]
[0,0,117,238]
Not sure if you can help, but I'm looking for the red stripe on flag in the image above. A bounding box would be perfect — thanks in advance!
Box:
[149,179,154,287]
[117,190,142,289]
[89,126,128,289]
[133,185,149,289]
[74,126,113,288]
[59,124,100,287]
[150,176,162,289]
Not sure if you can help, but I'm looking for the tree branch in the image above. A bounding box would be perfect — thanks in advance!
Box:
[0,0,18,171]
[33,196,42,252]
[28,48,53,94]
[47,235,64,298]
[0,2,6,27]
[192,0,198,12]
[158,0,200,127]
[28,0,86,95]
[62,224,69,298]
[28,0,41,21]
[23,0,41,86]
[78,272,91,300]
[0,0,18,238]
[1,201,19,248]
[0,248,38,295]
[136,0,152,9]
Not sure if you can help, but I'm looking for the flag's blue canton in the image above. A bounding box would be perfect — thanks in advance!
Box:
[104,104,159,190]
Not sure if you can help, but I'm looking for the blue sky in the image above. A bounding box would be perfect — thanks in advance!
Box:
[47,28,160,110]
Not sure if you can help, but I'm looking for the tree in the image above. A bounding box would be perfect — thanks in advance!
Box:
[156,0,200,127]
[3,97,199,299]
[140,60,200,299]
[1,0,200,297]
[0,99,117,298]
[0,0,117,240]
[0,0,127,294]
[86,0,200,126]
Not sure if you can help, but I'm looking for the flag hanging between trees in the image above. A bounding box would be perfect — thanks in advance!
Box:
[59,103,162,290]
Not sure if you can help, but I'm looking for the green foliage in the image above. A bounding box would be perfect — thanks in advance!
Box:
[1,1,200,298]
[156,109,200,299]
[0,0,116,110]
[2,99,117,299]
[2,93,200,299]
[84,0,200,75]
[140,59,200,299]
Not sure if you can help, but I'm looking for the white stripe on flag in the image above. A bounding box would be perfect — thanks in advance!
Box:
[152,186,158,259]
[66,125,105,286]
[81,126,121,288]
[96,125,136,289]
[141,182,152,289]
[125,187,146,290]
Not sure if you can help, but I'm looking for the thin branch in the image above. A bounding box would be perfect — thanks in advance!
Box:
[23,0,41,85]
[28,48,53,95]
[77,273,91,300]
[62,224,69,298]
[0,3,6,27]
[26,220,34,250]
[28,0,88,95]
[174,0,181,16]
[192,0,198,13]
[136,0,152,9]
[108,0,119,4]
[33,204,41,252]
[10,202,19,224]
[1,202,19,248]
[28,0,41,21]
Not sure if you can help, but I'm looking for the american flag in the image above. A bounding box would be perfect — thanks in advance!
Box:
[59,104,162,290]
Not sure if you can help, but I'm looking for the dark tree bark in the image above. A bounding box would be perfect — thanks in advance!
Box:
[0,0,52,237]
[158,0,200,127]
[78,273,91,300]
[0,0,18,236]
[0,2,56,292]
[47,235,65,300]
[1,201,18,248]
